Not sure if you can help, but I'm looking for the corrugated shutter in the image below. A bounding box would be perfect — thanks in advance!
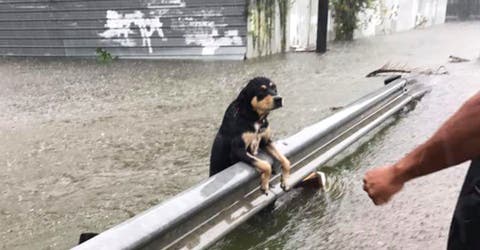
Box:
[446,0,480,20]
[0,0,247,60]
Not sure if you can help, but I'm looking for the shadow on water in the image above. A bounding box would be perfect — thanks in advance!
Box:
[211,108,412,250]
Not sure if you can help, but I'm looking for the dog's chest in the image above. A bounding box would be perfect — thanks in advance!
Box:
[254,122,261,133]
[242,121,269,156]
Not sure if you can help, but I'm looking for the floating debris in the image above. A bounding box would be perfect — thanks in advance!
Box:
[448,55,470,63]
[366,62,449,77]
[329,106,344,111]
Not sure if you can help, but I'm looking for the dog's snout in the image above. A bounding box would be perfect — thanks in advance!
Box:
[273,96,283,108]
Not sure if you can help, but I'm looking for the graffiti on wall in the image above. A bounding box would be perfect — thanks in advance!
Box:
[98,0,243,55]
[99,10,167,53]
[172,17,242,55]
[185,29,243,55]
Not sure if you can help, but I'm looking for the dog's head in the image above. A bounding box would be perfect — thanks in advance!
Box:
[237,77,283,116]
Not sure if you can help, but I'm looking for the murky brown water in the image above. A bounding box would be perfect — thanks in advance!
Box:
[0,22,479,250]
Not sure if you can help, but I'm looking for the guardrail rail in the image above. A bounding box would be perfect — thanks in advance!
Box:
[73,78,429,250]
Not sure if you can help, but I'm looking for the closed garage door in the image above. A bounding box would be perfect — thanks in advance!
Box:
[0,0,247,60]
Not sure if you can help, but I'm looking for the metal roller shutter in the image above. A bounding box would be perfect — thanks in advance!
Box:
[0,0,247,59]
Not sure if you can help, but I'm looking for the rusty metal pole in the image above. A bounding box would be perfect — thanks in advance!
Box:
[316,0,329,53]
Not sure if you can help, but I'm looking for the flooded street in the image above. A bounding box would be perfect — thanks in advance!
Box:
[1,22,479,250]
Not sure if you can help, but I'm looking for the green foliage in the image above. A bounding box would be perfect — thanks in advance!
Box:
[331,0,372,41]
[95,47,115,63]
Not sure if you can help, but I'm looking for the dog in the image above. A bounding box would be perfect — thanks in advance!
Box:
[209,77,291,193]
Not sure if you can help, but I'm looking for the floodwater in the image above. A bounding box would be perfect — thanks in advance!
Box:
[0,22,479,250]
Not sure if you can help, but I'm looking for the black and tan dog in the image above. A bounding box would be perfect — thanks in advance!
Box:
[209,77,290,193]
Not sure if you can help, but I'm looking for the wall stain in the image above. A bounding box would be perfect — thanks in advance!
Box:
[248,0,289,57]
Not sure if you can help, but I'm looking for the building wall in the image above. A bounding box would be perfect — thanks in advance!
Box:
[446,0,480,20]
[246,0,288,58]
[287,0,318,51]
[247,0,449,56]
[0,0,448,59]
[353,0,448,39]
[0,0,247,60]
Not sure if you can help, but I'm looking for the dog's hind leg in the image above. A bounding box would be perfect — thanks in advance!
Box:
[264,143,291,191]
[209,134,230,176]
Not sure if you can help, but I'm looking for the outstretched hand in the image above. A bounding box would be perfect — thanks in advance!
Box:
[363,165,405,205]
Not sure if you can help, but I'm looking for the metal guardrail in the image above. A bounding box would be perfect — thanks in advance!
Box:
[73,78,428,250]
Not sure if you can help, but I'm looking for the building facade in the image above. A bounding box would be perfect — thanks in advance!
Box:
[0,0,449,59]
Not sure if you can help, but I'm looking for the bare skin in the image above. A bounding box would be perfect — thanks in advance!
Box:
[363,91,480,205]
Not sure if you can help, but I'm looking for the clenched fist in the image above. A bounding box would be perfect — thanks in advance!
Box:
[363,165,406,205]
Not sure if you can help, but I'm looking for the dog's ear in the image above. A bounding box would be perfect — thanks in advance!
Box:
[237,86,247,101]
[237,83,253,104]
[237,77,264,102]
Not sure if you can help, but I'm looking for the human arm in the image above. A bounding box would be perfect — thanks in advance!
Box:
[363,91,480,205]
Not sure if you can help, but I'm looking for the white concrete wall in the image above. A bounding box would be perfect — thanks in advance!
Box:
[285,0,448,51]
[288,0,318,51]
[247,0,448,57]
[351,0,448,39]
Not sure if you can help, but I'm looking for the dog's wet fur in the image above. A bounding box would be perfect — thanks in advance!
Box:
[209,77,291,193]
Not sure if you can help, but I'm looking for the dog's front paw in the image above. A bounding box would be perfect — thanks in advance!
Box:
[280,169,290,192]
[280,180,290,192]
[280,159,291,192]
[260,186,269,195]
[260,182,273,195]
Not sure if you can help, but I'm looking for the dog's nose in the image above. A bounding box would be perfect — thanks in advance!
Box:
[273,96,283,108]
